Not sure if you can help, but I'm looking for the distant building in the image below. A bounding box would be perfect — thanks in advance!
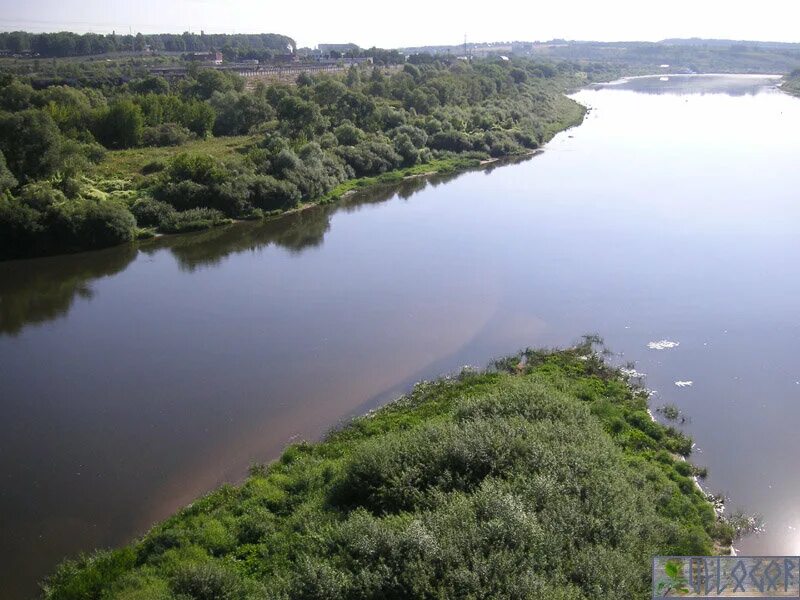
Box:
[186,51,223,65]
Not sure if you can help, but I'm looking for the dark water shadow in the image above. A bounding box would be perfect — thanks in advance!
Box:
[140,165,505,272]
[0,157,536,337]
[0,245,138,337]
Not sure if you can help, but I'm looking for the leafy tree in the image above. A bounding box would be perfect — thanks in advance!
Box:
[0,197,43,258]
[38,86,94,138]
[313,78,348,106]
[510,67,528,83]
[0,79,35,111]
[130,198,176,228]
[95,99,144,148]
[249,175,301,210]
[0,109,66,182]
[393,133,420,166]
[0,149,17,193]
[129,76,170,95]
[429,130,474,152]
[277,95,325,137]
[193,69,242,100]
[334,121,365,146]
[180,99,216,138]
[210,91,274,136]
[336,138,401,177]
[47,198,137,250]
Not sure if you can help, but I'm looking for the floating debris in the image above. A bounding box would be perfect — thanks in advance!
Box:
[648,339,680,350]
[620,367,646,378]
[675,381,694,387]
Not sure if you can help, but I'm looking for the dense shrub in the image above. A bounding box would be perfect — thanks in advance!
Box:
[159,207,229,233]
[429,130,474,153]
[393,132,420,166]
[94,98,144,148]
[0,149,17,193]
[180,99,216,138]
[130,197,176,228]
[0,196,44,259]
[334,121,365,146]
[153,153,236,212]
[171,562,245,600]
[482,129,524,157]
[47,198,137,249]
[248,175,301,211]
[141,122,194,147]
[389,124,428,148]
[210,90,274,136]
[0,109,67,182]
[0,190,136,259]
[336,138,402,177]
[129,75,170,95]
[0,79,35,111]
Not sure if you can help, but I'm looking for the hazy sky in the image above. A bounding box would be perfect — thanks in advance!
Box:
[1,0,799,48]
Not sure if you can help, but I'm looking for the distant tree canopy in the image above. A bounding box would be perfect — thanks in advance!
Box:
[0,31,296,58]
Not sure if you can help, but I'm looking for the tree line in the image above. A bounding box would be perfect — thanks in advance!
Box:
[0,56,591,260]
[0,31,295,58]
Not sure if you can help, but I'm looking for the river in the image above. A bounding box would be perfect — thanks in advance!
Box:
[1,74,798,598]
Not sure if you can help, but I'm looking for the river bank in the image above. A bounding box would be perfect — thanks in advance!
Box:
[0,62,592,262]
[100,97,588,249]
[41,343,733,599]
[154,149,549,239]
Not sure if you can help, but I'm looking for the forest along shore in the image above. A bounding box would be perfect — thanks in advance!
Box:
[0,58,592,261]
[41,343,742,599]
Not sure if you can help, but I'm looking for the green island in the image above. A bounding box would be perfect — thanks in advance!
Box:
[42,342,742,599]
[0,50,593,261]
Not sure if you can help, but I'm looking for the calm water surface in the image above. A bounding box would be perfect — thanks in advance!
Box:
[1,74,799,597]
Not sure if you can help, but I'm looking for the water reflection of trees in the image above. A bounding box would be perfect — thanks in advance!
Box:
[0,166,486,332]
[147,173,456,272]
[596,76,778,97]
[143,207,335,272]
[0,245,137,336]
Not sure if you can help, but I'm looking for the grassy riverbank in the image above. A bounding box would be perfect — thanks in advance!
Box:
[42,343,734,599]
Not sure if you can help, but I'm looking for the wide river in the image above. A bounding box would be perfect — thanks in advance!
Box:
[1,74,799,597]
